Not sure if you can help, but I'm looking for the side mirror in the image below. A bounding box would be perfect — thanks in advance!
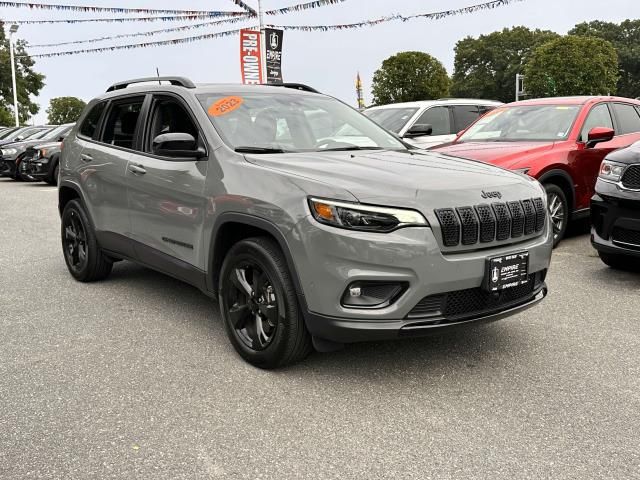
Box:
[586,127,615,148]
[404,124,433,138]
[15,136,24,141]
[152,132,206,159]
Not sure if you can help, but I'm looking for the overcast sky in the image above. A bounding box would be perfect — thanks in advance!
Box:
[0,0,637,124]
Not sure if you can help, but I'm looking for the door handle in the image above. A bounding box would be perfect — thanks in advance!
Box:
[128,164,146,175]
[80,153,93,162]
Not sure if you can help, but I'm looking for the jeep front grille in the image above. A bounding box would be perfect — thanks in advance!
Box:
[621,165,640,189]
[434,198,545,247]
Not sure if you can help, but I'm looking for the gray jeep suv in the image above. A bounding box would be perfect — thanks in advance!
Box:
[59,77,553,368]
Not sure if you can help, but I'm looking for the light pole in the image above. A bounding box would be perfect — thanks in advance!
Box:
[257,0,266,83]
[9,24,20,127]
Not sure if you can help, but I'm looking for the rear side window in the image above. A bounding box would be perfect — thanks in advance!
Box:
[612,103,640,135]
[79,102,106,139]
[452,105,480,131]
[580,104,613,142]
[416,106,451,136]
[101,98,144,150]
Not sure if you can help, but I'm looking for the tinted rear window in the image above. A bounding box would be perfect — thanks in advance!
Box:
[612,103,640,135]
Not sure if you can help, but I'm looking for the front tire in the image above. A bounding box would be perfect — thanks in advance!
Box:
[219,237,312,369]
[46,162,59,186]
[61,199,113,282]
[545,184,569,248]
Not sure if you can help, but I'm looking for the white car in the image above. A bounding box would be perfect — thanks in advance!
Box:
[364,99,503,149]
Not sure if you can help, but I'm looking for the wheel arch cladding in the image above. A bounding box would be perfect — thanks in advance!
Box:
[539,169,575,211]
[58,184,81,215]
[208,214,307,307]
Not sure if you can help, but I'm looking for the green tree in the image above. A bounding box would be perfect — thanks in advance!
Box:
[525,36,618,98]
[451,27,560,103]
[47,97,87,124]
[371,51,450,105]
[570,20,640,98]
[0,22,46,125]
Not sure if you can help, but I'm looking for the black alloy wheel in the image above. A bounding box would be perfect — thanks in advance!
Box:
[63,208,89,274]
[219,237,312,368]
[61,200,113,282]
[225,261,279,351]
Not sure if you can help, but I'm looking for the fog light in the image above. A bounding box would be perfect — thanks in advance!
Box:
[341,282,407,309]
[349,286,362,297]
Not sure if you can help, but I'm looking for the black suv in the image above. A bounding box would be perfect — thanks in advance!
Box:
[591,141,640,268]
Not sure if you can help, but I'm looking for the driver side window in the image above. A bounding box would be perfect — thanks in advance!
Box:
[580,104,613,142]
[415,107,451,136]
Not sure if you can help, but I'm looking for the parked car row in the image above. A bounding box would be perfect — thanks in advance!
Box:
[366,95,640,247]
[0,123,73,184]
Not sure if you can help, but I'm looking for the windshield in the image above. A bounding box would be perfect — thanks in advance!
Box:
[363,107,418,133]
[27,128,55,140]
[197,93,406,153]
[458,105,581,142]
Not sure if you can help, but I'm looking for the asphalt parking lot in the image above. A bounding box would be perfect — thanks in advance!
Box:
[1,177,639,479]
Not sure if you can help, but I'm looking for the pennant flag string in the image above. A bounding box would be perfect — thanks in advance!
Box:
[269,0,524,30]
[265,0,347,16]
[20,0,525,58]
[233,0,257,15]
[25,26,258,58]
[0,0,246,16]
[5,13,246,25]
[27,15,252,47]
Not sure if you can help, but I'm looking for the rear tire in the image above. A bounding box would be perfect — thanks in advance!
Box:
[219,237,313,369]
[598,251,640,271]
[545,184,569,248]
[61,199,113,282]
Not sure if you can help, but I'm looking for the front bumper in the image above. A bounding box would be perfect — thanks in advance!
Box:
[289,215,553,342]
[306,285,547,343]
[591,182,640,257]
[20,157,50,179]
[0,157,15,177]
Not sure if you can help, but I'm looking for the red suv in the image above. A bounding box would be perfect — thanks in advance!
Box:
[432,96,640,245]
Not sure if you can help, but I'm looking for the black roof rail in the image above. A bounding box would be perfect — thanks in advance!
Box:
[106,76,196,92]
[266,83,320,93]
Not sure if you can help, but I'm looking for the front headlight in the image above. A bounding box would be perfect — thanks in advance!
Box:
[599,160,626,182]
[308,197,428,232]
[1,148,18,156]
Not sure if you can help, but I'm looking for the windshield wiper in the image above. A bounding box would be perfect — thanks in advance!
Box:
[235,146,289,154]
[321,146,387,152]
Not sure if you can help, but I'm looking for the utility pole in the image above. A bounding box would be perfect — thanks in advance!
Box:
[257,0,266,83]
[9,24,20,127]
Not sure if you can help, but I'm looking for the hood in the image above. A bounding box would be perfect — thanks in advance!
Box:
[245,149,543,213]
[1,138,54,151]
[433,141,556,169]
[606,141,640,165]
[27,141,61,151]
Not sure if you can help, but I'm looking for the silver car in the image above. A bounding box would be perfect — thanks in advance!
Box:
[364,99,502,149]
[59,77,552,368]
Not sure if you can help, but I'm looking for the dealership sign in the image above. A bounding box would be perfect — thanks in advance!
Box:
[265,28,284,84]
[240,29,263,84]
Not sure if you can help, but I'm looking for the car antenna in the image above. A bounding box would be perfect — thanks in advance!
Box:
[156,67,161,85]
